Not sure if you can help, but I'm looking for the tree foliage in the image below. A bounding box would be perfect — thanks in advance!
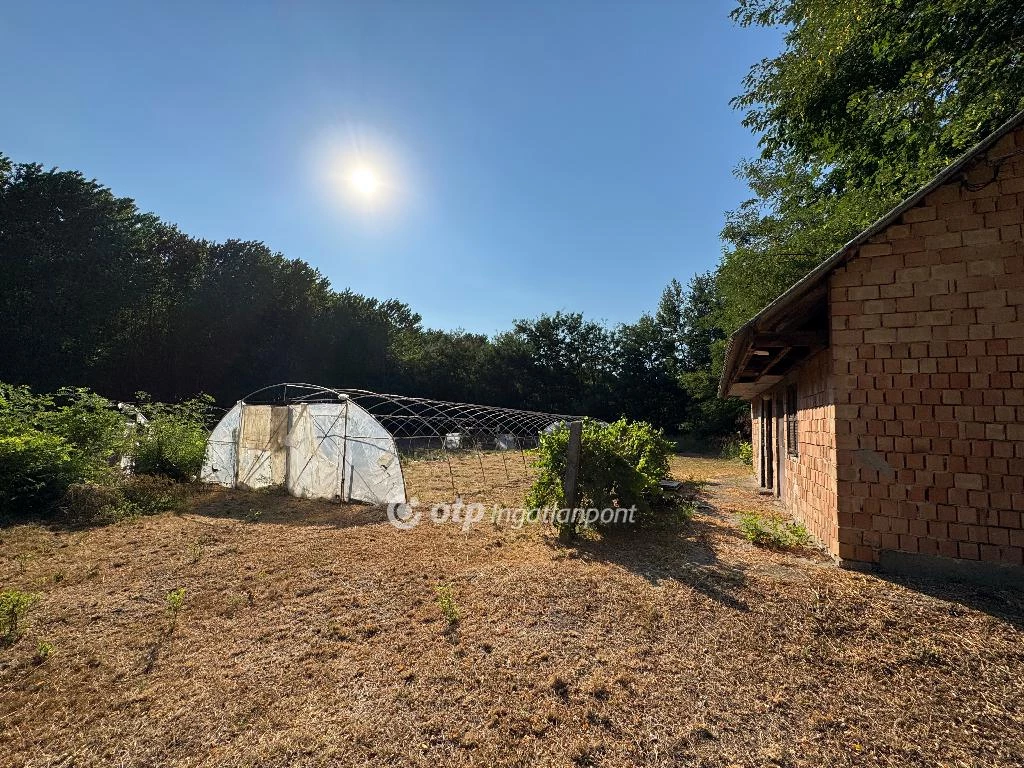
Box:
[719,0,1024,328]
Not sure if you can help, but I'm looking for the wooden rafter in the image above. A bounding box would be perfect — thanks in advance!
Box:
[751,331,827,349]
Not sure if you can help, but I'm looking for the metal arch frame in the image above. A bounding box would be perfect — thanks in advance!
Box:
[237,383,581,446]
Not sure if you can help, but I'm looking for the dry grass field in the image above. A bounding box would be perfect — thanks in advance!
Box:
[2,456,1023,767]
[401,449,540,509]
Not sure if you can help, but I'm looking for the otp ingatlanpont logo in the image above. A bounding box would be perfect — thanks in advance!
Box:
[386,498,422,530]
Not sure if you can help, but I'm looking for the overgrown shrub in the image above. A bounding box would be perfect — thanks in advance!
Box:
[59,475,188,525]
[58,482,126,525]
[0,384,132,517]
[1,385,129,480]
[38,388,131,477]
[121,474,188,513]
[0,382,206,520]
[721,439,753,466]
[738,513,812,550]
[132,394,212,480]
[526,418,674,535]
[0,431,84,518]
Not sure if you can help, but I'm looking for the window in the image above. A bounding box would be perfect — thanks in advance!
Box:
[785,384,799,457]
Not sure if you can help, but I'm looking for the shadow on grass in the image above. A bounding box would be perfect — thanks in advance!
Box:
[1,486,391,533]
[183,487,391,529]
[872,570,1024,631]
[549,497,752,613]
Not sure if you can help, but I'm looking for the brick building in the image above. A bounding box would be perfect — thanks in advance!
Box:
[719,110,1024,585]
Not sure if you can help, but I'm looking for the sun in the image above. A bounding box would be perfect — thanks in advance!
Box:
[348,165,382,199]
[318,140,399,212]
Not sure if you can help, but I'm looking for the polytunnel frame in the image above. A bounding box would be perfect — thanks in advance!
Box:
[201,382,582,505]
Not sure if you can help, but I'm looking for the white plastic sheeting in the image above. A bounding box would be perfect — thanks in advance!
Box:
[200,399,406,505]
[200,402,241,487]
[343,403,405,505]
[285,403,344,499]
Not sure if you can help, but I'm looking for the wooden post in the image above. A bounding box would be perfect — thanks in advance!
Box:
[559,420,583,543]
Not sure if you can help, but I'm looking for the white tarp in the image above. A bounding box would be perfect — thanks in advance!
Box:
[286,403,345,500]
[200,402,242,487]
[237,405,290,490]
[343,402,406,504]
[201,399,406,505]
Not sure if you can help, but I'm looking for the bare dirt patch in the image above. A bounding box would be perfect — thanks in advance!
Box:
[1,457,1022,767]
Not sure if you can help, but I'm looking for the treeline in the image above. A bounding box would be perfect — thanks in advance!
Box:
[0,155,744,442]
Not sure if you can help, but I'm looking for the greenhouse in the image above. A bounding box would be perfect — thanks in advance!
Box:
[200,383,576,505]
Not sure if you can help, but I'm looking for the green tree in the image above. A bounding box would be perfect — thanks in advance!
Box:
[720,0,1024,329]
[609,280,692,430]
[0,159,165,394]
[678,273,724,372]
[489,312,613,415]
[396,329,490,402]
[613,314,684,427]
[653,278,687,379]
[675,273,746,442]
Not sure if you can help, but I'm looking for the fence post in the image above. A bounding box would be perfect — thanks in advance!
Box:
[559,420,583,543]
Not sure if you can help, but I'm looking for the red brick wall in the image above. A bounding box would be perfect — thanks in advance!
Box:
[749,352,839,556]
[829,125,1024,566]
[776,350,839,555]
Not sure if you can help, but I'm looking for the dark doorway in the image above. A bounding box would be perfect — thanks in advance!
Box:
[761,397,774,490]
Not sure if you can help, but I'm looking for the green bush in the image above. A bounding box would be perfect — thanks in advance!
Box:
[526,418,674,535]
[132,394,212,480]
[0,382,204,519]
[0,384,130,517]
[721,439,753,466]
[59,475,188,525]
[0,431,84,517]
[1,384,130,482]
[738,442,753,465]
[38,388,131,478]
[738,512,812,550]
[0,589,36,641]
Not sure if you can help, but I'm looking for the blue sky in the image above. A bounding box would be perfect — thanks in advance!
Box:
[2,1,783,334]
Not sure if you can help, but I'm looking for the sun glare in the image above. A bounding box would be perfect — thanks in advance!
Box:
[317,136,402,213]
[348,164,383,199]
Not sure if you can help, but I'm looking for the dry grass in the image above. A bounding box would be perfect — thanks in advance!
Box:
[1,457,1022,767]
[402,449,538,509]
[668,453,753,483]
